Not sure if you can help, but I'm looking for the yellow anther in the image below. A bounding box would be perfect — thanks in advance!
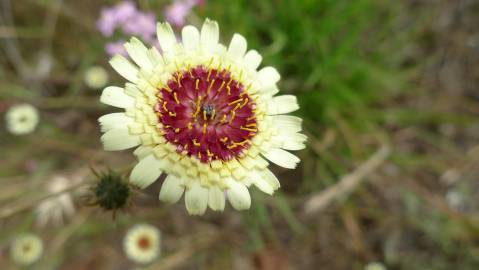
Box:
[177,73,183,86]
[163,101,168,112]
[247,116,256,121]
[193,98,201,117]
[173,92,180,104]
[175,128,180,133]
[193,139,200,146]
[207,149,214,157]
[233,103,241,112]
[163,85,172,92]
[220,114,228,123]
[169,111,177,117]
[211,109,216,119]
[217,81,225,93]
[202,123,207,134]
[229,110,236,123]
[198,152,202,159]
[240,98,249,108]
[187,122,193,129]
[220,137,228,142]
[207,69,212,82]
[246,123,257,127]
[203,110,207,121]
[195,79,199,90]
[207,79,215,94]
[240,126,257,132]
[228,98,243,106]
[226,85,231,95]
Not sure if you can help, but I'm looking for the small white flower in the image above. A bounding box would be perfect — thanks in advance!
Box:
[123,224,161,264]
[10,234,43,266]
[365,262,387,270]
[5,103,39,135]
[35,176,76,227]
[84,65,109,89]
[99,18,306,215]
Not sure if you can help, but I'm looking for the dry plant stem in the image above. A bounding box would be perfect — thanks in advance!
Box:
[303,143,391,215]
[0,181,91,220]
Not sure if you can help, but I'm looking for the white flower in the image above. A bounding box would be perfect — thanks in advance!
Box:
[5,103,39,135]
[35,176,75,227]
[10,234,43,266]
[365,262,387,270]
[99,19,306,215]
[85,65,109,89]
[123,224,161,264]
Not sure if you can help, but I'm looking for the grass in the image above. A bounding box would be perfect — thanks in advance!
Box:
[1,0,479,269]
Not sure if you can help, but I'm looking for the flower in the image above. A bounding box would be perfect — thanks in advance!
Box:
[364,262,387,270]
[5,103,39,135]
[85,65,109,89]
[122,12,157,41]
[35,175,76,227]
[106,40,128,57]
[123,224,161,264]
[165,0,200,27]
[89,170,131,212]
[10,234,43,266]
[99,19,306,215]
[97,1,137,37]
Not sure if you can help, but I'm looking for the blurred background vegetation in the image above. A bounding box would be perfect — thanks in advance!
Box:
[1,0,479,269]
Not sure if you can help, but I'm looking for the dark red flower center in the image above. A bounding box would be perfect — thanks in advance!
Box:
[137,236,151,250]
[154,65,257,163]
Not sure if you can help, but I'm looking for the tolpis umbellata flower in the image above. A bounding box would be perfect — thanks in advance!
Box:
[99,19,306,215]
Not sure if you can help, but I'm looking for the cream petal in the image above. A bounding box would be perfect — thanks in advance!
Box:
[159,174,184,204]
[185,182,209,215]
[98,113,134,132]
[109,55,138,83]
[261,169,281,190]
[182,25,200,51]
[253,177,274,195]
[130,154,163,188]
[226,178,251,210]
[258,66,280,87]
[268,95,299,115]
[157,22,177,53]
[133,145,154,160]
[208,186,225,211]
[272,115,303,133]
[263,148,300,169]
[228,33,247,60]
[200,18,219,53]
[277,132,307,151]
[101,128,141,151]
[124,37,153,71]
[100,86,135,108]
[244,50,262,70]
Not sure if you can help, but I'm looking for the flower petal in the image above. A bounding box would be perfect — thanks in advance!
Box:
[268,95,299,115]
[272,115,303,133]
[109,55,138,83]
[228,33,247,60]
[208,186,225,211]
[263,148,300,169]
[100,86,135,108]
[276,132,307,151]
[159,174,184,204]
[101,128,141,151]
[258,66,280,88]
[98,113,134,132]
[182,25,200,51]
[226,178,251,210]
[124,37,153,71]
[133,145,154,160]
[244,50,262,70]
[200,18,219,53]
[130,154,163,188]
[157,22,177,53]
[185,182,209,215]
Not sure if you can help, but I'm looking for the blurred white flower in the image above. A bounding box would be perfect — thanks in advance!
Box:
[5,103,39,135]
[84,65,109,89]
[10,234,43,266]
[123,224,161,264]
[365,262,387,270]
[35,176,75,227]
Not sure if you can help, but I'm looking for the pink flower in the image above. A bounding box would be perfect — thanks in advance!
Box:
[105,41,127,57]
[96,1,138,37]
[122,12,157,40]
[165,0,199,27]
